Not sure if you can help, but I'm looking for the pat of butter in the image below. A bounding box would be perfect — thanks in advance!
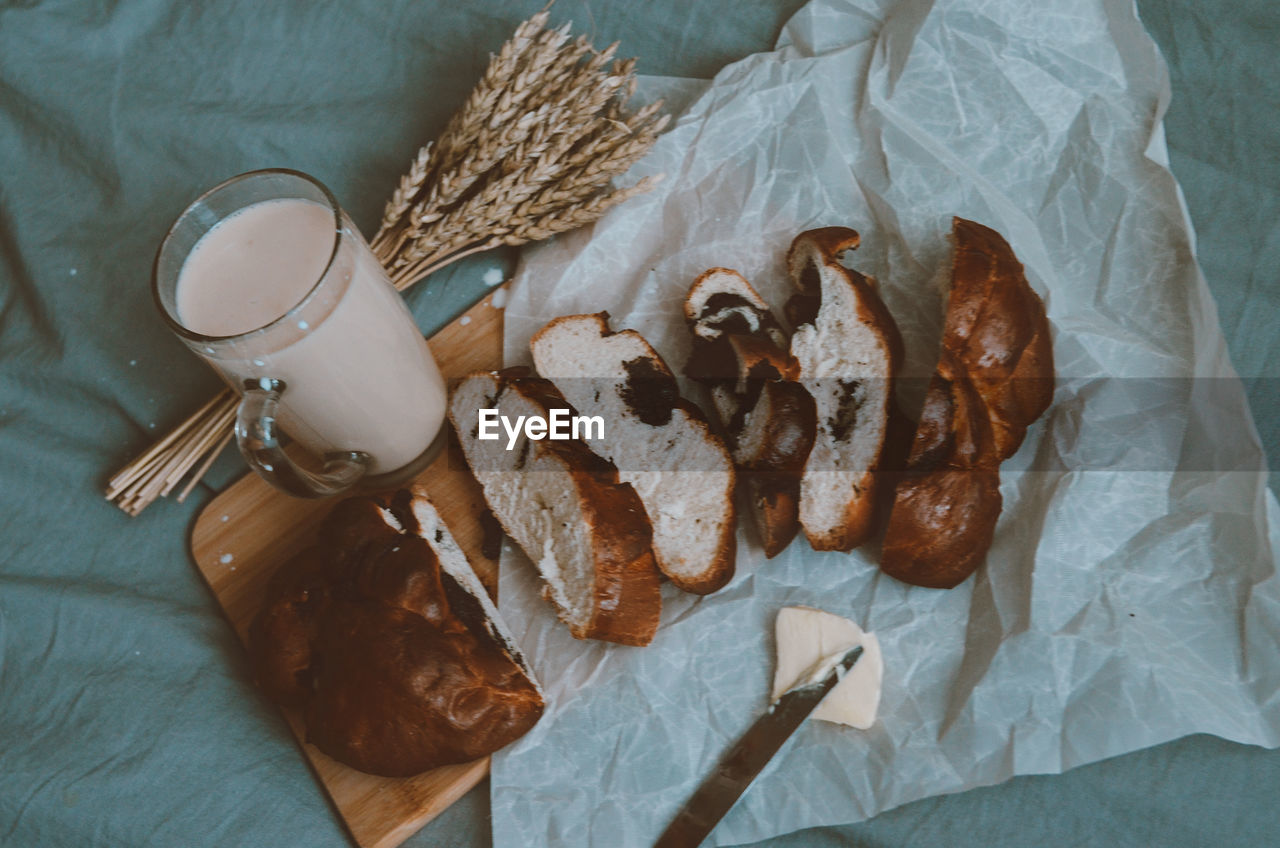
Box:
[772,606,883,729]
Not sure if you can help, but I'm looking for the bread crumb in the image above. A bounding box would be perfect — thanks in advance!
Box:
[483,268,503,286]
[460,316,472,326]
[221,514,230,522]
[220,553,234,564]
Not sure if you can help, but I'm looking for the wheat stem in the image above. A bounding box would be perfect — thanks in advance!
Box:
[176,425,235,503]
[107,7,667,515]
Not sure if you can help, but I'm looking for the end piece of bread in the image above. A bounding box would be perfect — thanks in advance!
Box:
[684,268,816,558]
[449,369,662,645]
[787,227,904,552]
[881,217,1054,589]
[880,362,1004,588]
[941,217,1055,459]
[531,313,737,594]
[248,494,544,777]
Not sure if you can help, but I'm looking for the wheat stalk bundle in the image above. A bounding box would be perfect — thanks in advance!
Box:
[106,8,667,515]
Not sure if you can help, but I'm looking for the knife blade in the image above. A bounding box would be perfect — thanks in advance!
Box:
[654,645,865,848]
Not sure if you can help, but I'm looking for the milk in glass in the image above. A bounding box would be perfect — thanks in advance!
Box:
[176,198,446,474]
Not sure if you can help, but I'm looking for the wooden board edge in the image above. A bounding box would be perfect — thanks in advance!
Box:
[362,758,491,848]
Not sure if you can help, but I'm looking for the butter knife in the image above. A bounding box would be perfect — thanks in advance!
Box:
[654,645,865,848]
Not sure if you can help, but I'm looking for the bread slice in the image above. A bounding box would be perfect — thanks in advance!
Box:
[449,369,662,645]
[389,488,543,684]
[531,313,736,594]
[881,217,1053,588]
[684,268,816,558]
[786,227,904,552]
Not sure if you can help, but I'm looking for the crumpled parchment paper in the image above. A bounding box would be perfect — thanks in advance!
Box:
[488,1,1280,845]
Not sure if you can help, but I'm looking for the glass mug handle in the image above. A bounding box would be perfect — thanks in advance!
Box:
[234,377,370,497]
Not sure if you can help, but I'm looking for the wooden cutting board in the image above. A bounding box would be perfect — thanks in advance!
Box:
[191,287,507,848]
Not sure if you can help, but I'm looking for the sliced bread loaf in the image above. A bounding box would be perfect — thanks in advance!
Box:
[449,369,662,645]
[531,313,737,594]
[684,268,816,558]
[786,227,904,552]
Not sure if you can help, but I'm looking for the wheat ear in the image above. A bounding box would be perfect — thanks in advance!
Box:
[108,8,667,515]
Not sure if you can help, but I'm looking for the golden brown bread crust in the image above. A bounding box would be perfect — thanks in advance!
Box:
[248,497,544,777]
[570,471,664,642]
[880,218,1054,589]
[792,225,861,260]
[881,360,1003,588]
[684,268,816,558]
[786,227,904,552]
[881,467,1002,589]
[497,372,663,645]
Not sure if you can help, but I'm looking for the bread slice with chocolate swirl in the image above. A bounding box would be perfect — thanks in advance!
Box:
[449,369,662,644]
[684,268,816,558]
[531,313,737,594]
[787,227,904,552]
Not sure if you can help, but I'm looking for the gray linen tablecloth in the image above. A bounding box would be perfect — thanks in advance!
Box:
[0,1,1276,846]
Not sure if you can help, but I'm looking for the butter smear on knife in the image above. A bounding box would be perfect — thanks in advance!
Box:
[772,606,883,729]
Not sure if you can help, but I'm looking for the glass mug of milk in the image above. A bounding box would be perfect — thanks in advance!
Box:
[153,169,448,497]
